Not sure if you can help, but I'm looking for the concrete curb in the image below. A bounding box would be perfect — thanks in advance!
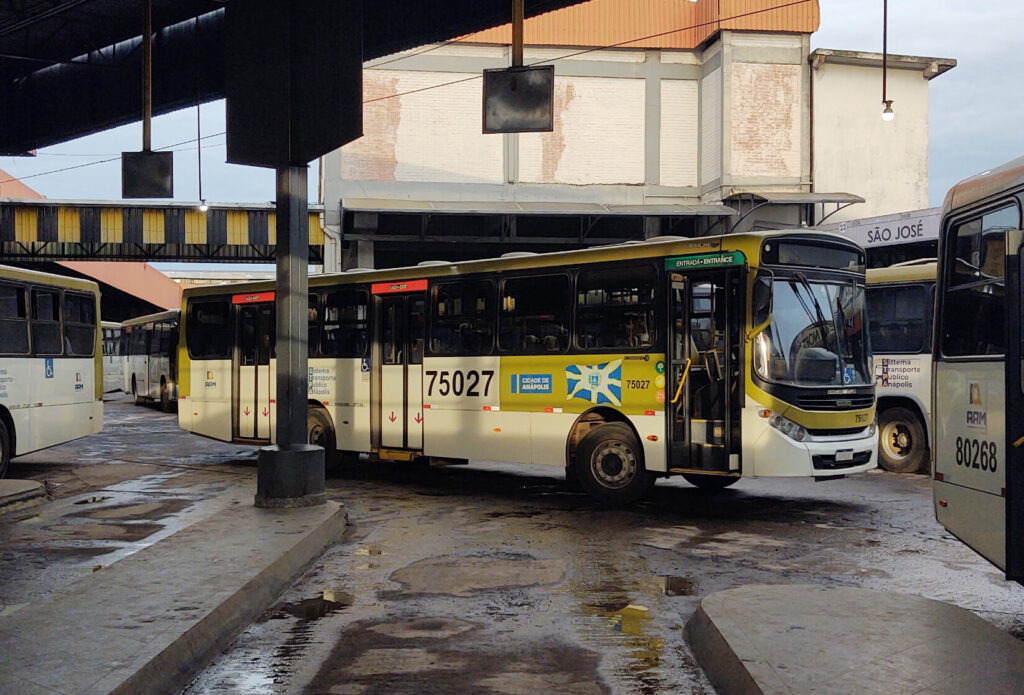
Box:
[112,501,349,695]
[0,479,46,516]
[684,601,764,695]
[0,498,349,695]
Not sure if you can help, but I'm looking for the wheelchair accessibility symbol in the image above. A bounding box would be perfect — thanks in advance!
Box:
[45,358,54,379]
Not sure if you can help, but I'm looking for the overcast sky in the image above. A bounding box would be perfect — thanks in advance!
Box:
[1,1,1021,210]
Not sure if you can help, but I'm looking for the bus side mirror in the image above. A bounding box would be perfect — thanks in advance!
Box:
[748,274,774,340]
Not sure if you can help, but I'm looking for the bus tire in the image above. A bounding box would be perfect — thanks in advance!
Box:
[878,406,928,473]
[574,422,653,505]
[683,473,740,490]
[307,407,340,473]
[0,418,10,479]
[160,380,174,413]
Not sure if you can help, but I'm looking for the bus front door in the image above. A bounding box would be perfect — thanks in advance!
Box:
[667,271,740,473]
[374,289,426,451]
[235,301,274,442]
[1004,231,1024,584]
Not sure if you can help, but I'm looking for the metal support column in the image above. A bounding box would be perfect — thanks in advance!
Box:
[255,165,326,508]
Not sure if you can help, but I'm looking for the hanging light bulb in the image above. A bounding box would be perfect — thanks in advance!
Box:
[882,100,894,122]
[198,199,208,212]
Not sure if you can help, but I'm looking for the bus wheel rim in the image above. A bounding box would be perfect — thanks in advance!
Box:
[881,422,912,459]
[589,440,636,489]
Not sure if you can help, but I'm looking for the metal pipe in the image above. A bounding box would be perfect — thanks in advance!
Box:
[142,0,152,151]
[882,0,887,104]
[512,0,523,67]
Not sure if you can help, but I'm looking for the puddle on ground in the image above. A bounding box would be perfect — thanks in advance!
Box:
[368,617,475,640]
[73,496,112,505]
[69,498,191,521]
[390,552,567,596]
[582,602,665,680]
[42,521,163,542]
[658,575,697,596]
[260,590,353,622]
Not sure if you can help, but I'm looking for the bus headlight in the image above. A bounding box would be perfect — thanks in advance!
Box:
[764,410,808,442]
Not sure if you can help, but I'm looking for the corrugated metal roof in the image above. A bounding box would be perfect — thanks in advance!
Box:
[462,0,820,50]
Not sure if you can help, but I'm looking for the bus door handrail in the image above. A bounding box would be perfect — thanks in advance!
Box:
[671,358,692,404]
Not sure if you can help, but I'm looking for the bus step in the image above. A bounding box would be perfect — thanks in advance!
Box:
[377,449,420,462]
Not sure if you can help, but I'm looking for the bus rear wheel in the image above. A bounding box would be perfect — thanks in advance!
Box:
[574,422,653,505]
[878,406,928,473]
[307,407,340,473]
[131,376,143,406]
[683,473,740,490]
[0,419,10,479]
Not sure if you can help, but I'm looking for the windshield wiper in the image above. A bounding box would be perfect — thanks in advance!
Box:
[794,272,832,345]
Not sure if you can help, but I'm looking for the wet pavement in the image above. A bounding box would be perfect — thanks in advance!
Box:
[0,393,254,611]
[182,460,1024,694]
[2,396,1022,694]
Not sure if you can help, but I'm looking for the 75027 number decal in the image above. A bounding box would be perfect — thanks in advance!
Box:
[425,369,495,397]
[954,436,998,472]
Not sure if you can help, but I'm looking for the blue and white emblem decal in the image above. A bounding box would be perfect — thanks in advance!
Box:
[566,359,622,406]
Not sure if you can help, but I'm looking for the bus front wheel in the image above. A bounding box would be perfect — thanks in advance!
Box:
[574,423,653,505]
[307,407,340,473]
[0,418,10,479]
[878,406,928,473]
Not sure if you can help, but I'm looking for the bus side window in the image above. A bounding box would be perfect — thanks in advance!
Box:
[322,289,368,358]
[499,274,569,354]
[31,287,62,356]
[431,279,494,356]
[575,265,656,350]
[0,282,29,355]
[941,205,1020,356]
[187,300,232,359]
[62,292,96,357]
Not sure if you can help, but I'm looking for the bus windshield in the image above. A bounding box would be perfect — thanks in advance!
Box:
[753,275,870,387]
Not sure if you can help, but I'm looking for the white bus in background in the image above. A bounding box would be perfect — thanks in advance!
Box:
[123,309,180,412]
[0,265,103,478]
[101,321,124,393]
[865,260,936,473]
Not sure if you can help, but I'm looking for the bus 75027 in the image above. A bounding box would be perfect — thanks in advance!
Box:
[177,230,877,504]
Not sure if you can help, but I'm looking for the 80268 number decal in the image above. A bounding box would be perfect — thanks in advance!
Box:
[425,369,494,397]
[954,436,998,472]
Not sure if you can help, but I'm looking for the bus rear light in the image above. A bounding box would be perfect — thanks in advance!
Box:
[935,472,945,482]
[646,435,658,441]
[938,499,948,508]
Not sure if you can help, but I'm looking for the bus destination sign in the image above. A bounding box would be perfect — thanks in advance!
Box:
[664,251,745,271]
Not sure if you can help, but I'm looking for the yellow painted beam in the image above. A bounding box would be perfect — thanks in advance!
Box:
[227,210,248,245]
[100,208,123,243]
[57,207,80,242]
[185,210,206,244]
[14,208,36,243]
[142,209,165,244]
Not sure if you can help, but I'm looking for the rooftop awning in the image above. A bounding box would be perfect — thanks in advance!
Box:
[343,199,737,216]
[723,192,865,205]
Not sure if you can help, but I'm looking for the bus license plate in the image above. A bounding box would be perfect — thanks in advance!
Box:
[835,450,854,462]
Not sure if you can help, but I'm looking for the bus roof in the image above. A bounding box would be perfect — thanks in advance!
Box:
[121,308,180,327]
[0,263,99,294]
[943,154,1024,214]
[866,260,937,285]
[182,229,863,300]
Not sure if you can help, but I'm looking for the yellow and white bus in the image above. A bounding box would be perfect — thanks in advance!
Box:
[177,230,877,504]
[865,260,936,473]
[0,265,103,478]
[933,155,1024,583]
[101,321,124,393]
[123,309,180,411]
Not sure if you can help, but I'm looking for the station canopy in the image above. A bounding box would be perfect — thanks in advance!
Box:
[0,0,589,154]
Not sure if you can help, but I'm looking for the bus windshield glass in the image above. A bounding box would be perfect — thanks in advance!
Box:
[753,275,870,387]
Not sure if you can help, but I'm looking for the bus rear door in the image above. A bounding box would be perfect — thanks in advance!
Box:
[234,293,274,442]
[372,280,426,452]
[1004,230,1024,583]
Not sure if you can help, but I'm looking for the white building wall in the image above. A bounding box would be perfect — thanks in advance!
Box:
[519,75,646,185]
[660,80,699,187]
[731,62,802,178]
[812,63,930,222]
[700,68,723,186]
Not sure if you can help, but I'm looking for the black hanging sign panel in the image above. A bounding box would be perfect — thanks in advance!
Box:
[122,151,174,199]
[225,0,364,168]
[482,65,554,134]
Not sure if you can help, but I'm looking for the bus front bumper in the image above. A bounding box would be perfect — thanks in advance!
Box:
[745,409,877,477]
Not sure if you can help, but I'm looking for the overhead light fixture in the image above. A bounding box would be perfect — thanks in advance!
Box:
[881,0,893,123]
[198,199,208,212]
[882,99,894,122]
